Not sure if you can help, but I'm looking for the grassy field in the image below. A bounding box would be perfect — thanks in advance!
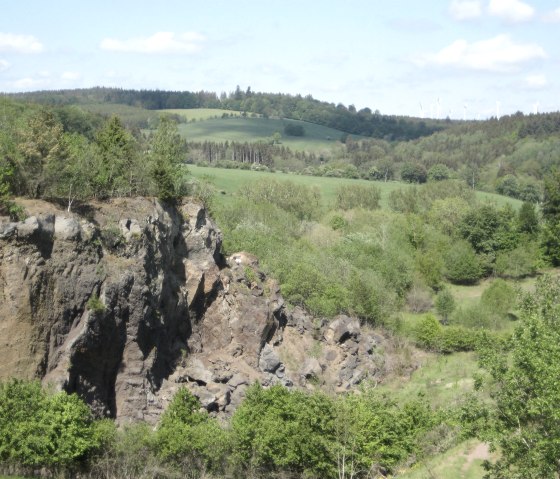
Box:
[178,117,359,152]
[189,165,523,210]
[377,351,481,409]
[397,440,494,479]
[190,164,411,208]
[159,108,245,121]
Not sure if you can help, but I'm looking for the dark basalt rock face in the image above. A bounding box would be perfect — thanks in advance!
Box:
[0,198,389,423]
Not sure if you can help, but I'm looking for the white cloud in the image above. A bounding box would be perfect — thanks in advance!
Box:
[488,0,535,22]
[449,0,482,20]
[61,71,81,81]
[542,7,560,22]
[525,74,547,88]
[0,59,9,72]
[0,33,44,53]
[418,34,546,72]
[100,32,205,54]
[12,77,49,90]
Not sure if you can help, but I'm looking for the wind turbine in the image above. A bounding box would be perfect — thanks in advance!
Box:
[496,101,501,120]
[533,101,540,115]
[437,98,441,119]
[463,103,467,121]
[419,102,424,118]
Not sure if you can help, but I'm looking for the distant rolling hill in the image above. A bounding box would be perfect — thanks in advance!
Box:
[172,114,360,153]
[77,103,359,152]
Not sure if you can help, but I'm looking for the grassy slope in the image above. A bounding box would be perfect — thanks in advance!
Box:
[178,116,359,152]
[159,108,244,120]
[189,165,523,210]
[190,164,411,208]
[396,440,494,479]
[378,351,481,409]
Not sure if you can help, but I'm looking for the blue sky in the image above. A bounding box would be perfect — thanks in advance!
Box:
[1,0,559,118]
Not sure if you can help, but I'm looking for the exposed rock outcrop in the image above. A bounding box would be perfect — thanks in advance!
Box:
[0,198,391,423]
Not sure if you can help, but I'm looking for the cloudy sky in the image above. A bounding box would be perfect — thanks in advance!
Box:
[1,0,558,119]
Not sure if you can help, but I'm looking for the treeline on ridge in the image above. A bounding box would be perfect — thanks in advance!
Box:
[0,98,189,216]
[7,86,445,140]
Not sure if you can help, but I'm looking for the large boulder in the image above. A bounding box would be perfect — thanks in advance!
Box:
[324,315,360,344]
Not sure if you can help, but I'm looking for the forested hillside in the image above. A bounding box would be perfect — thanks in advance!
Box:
[8,86,445,140]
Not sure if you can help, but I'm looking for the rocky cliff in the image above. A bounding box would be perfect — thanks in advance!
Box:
[0,198,394,423]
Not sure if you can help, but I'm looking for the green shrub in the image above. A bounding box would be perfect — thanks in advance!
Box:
[100,225,123,249]
[283,123,305,136]
[329,213,347,230]
[415,314,489,353]
[0,379,99,471]
[188,177,216,208]
[334,184,381,210]
[401,162,427,183]
[494,242,539,279]
[444,240,482,285]
[451,304,493,330]
[231,384,336,478]
[428,163,451,181]
[238,178,320,220]
[481,279,516,317]
[437,326,478,353]
[156,388,229,475]
[416,314,442,350]
[87,294,106,313]
[435,288,456,323]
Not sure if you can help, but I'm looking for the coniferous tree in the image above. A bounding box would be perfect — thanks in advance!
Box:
[149,116,187,200]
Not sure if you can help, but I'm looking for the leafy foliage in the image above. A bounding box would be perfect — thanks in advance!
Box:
[444,240,482,285]
[0,380,98,471]
[478,276,560,478]
[238,177,320,221]
[335,184,381,210]
[156,388,228,475]
[231,384,336,477]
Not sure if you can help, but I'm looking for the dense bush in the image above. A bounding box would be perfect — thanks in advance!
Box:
[401,162,427,183]
[231,384,336,477]
[444,240,482,285]
[238,177,320,220]
[428,163,451,181]
[283,123,305,137]
[415,315,487,353]
[0,379,100,472]
[494,242,539,278]
[481,279,516,317]
[156,388,229,475]
[231,383,437,478]
[334,183,381,210]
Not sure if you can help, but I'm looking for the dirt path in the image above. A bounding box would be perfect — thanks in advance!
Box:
[462,442,490,471]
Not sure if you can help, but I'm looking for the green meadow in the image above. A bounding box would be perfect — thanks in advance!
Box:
[159,108,245,121]
[177,116,359,152]
[188,164,523,210]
